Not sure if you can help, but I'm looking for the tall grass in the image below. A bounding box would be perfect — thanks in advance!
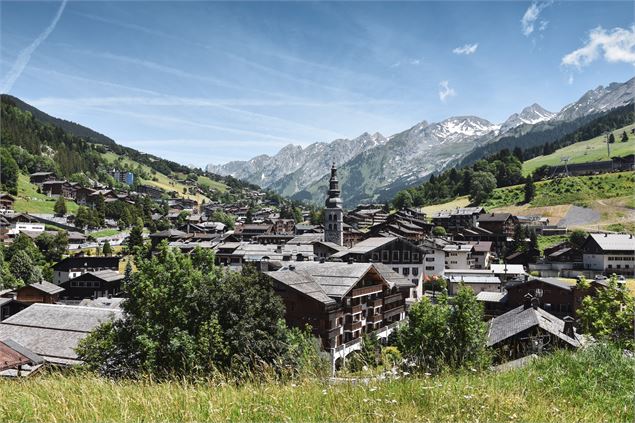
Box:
[0,344,631,422]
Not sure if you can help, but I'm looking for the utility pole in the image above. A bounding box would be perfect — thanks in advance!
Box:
[606,132,611,158]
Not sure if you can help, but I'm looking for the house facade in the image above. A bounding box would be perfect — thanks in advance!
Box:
[582,233,635,276]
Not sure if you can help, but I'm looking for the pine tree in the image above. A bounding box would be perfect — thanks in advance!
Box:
[54,196,67,216]
[608,133,615,144]
[621,131,629,142]
[524,178,536,204]
[102,240,112,256]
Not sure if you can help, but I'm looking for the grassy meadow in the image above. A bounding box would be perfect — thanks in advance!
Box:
[522,124,635,176]
[0,345,630,422]
[12,173,79,215]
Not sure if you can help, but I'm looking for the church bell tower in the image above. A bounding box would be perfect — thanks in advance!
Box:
[324,163,343,246]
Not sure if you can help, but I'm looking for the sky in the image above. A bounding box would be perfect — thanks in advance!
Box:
[1,1,634,167]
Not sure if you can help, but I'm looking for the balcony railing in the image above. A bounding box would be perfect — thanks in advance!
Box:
[345,304,362,314]
[383,293,402,305]
[367,313,383,324]
[384,305,404,319]
[351,284,383,298]
[369,298,383,308]
[327,325,342,336]
[344,321,362,332]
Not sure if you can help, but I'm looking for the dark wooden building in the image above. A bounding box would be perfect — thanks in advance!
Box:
[60,270,125,300]
[15,281,64,305]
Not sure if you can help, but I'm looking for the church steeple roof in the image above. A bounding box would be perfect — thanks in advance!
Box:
[325,163,342,209]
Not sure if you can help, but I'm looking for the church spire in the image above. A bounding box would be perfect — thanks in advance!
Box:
[325,162,342,209]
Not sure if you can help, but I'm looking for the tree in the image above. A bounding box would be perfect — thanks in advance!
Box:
[75,206,90,230]
[102,240,112,256]
[53,196,67,216]
[432,226,447,237]
[608,133,615,143]
[293,207,304,224]
[9,250,42,285]
[523,178,536,204]
[395,285,489,373]
[127,224,144,252]
[0,148,19,195]
[77,245,288,378]
[468,171,497,205]
[245,208,253,224]
[569,229,587,250]
[576,275,635,349]
[35,231,68,262]
[621,131,629,142]
[393,191,413,210]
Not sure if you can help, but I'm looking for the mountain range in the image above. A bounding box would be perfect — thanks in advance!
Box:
[207,77,635,207]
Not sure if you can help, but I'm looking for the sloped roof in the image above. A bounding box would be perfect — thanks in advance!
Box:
[331,237,397,258]
[266,262,404,304]
[476,291,508,303]
[487,305,583,348]
[26,281,64,295]
[587,233,635,252]
[478,213,512,222]
[0,304,121,365]
[71,270,124,283]
[490,264,526,275]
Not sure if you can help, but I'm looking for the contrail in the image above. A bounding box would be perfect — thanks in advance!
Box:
[1,0,67,93]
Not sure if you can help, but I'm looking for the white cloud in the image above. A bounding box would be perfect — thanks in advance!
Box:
[562,25,635,68]
[438,81,456,103]
[1,0,67,92]
[521,2,551,37]
[452,43,479,55]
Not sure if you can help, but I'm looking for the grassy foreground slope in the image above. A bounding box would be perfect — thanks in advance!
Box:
[522,123,635,176]
[0,346,631,422]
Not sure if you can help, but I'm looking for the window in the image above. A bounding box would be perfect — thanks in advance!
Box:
[402,268,409,276]
[392,267,399,273]
[412,268,419,276]
[413,252,420,261]
[426,257,435,262]
[392,251,399,261]
[426,266,435,271]
[382,251,389,262]
[371,252,379,261]
[403,251,410,262]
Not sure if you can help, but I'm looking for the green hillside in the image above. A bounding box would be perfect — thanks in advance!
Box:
[0,346,629,422]
[13,174,79,215]
[523,124,635,176]
[485,171,634,209]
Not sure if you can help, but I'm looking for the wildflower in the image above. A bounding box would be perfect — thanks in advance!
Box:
[463,395,473,399]
[322,389,327,395]
[369,387,377,392]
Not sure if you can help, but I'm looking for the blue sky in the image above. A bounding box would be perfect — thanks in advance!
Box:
[1,1,634,167]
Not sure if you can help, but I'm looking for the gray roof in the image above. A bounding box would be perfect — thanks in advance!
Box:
[587,233,635,252]
[448,275,501,284]
[487,305,583,348]
[476,291,508,303]
[27,281,64,295]
[78,297,125,309]
[0,304,121,365]
[266,262,406,305]
[75,270,124,283]
[331,237,397,258]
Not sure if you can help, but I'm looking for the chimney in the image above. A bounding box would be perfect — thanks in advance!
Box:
[563,316,574,337]
[348,257,354,264]
[523,293,533,310]
[107,293,112,299]
[319,258,325,263]
[531,297,540,310]
[288,264,295,271]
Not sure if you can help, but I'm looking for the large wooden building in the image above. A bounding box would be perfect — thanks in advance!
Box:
[265,262,412,354]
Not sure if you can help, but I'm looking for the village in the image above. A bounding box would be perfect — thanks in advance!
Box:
[0,163,632,376]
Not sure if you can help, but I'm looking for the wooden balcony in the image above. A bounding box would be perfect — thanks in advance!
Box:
[345,304,362,314]
[369,298,383,308]
[383,293,402,305]
[367,313,383,324]
[384,305,404,319]
[344,321,362,332]
[351,284,383,298]
[327,325,342,337]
